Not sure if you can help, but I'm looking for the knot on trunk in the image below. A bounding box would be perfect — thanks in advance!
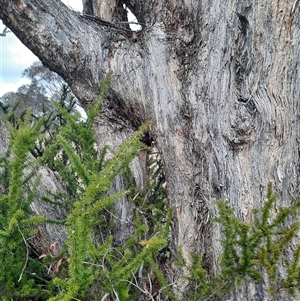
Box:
[226,99,256,148]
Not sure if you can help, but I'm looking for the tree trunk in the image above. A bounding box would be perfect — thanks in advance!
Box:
[0,121,67,255]
[1,0,300,299]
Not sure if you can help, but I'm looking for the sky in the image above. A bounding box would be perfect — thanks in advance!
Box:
[0,0,83,97]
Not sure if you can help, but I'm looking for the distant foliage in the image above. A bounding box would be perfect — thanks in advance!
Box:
[0,61,80,117]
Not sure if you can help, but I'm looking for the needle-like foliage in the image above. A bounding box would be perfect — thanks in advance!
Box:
[181,184,300,300]
[0,75,172,301]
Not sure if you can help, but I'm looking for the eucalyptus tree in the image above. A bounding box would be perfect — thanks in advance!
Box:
[1,1,300,299]
[0,61,79,116]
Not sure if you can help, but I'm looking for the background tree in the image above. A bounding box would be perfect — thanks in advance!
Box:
[22,61,78,104]
[0,61,81,117]
[0,84,49,117]
[1,1,300,300]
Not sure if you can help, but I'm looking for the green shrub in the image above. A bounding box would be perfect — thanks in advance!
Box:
[0,76,171,301]
[181,184,300,300]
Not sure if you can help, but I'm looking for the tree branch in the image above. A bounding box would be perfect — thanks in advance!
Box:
[0,0,111,103]
[17,226,29,282]
[0,26,11,36]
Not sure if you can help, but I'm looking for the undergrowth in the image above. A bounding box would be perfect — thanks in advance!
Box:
[178,184,300,300]
[0,76,171,301]
[1,76,300,300]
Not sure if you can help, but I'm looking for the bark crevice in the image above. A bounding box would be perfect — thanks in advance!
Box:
[1,0,300,299]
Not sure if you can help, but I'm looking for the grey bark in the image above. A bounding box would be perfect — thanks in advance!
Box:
[0,122,67,256]
[1,0,300,300]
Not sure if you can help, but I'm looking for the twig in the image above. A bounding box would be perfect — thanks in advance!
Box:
[18,226,29,282]
[83,261,105,269]
[132,190,141,201]
[80,13,136,33]
[104,208,122,222]
[117,21,146,26]
[120,277,155,301]
[148,272,153,295]
[201,281,229,301]
[138,262,144,279]
[0,26,11,37]
[292,0,299,13]
[112,285,120,301]
[101,293,109,301]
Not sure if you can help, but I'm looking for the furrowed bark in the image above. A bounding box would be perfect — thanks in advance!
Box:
[1,0,300,299]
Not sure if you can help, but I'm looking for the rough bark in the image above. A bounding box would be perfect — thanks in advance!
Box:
[1,0,300,299]
[0,121,67,256]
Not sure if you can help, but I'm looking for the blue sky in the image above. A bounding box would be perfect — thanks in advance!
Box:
[0,0,83,97]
